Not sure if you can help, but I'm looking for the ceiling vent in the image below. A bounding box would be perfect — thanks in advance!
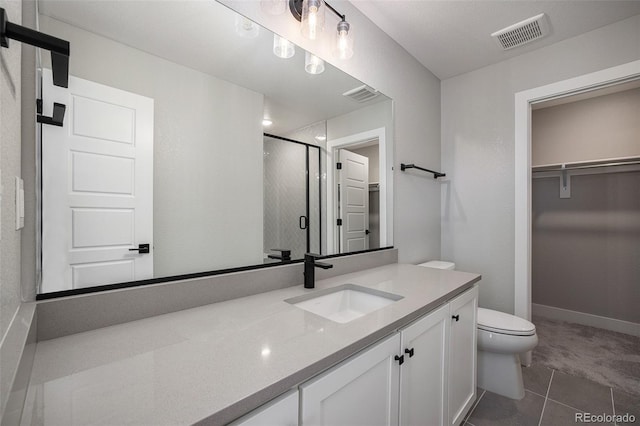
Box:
[343,85,379,103]
[491,13,550,50]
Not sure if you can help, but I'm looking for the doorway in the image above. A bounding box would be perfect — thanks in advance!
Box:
[326,127,389,254]
[514,60,640,363]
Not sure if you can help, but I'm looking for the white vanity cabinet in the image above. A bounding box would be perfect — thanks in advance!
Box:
[230,389,298,426]
[300,333,401,426]
[447,286,478,426]
[399,303,450,426]
[299,285,479,426]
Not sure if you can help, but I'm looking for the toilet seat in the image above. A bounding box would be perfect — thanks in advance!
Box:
[477,308,536,336]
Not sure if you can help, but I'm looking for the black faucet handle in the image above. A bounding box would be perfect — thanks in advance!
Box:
[315,261,333,270]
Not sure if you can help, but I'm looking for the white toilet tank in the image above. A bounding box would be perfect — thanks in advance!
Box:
[417,260,456,270]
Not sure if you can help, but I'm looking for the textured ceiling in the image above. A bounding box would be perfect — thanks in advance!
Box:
[351,1,640,79]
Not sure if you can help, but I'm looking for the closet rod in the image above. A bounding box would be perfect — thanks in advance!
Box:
[532,157,640,173]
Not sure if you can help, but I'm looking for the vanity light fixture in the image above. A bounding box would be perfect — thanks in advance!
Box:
[333,19,353,59]
[288,0,354,59]
[304,51,325,74]
[273,34,295,58]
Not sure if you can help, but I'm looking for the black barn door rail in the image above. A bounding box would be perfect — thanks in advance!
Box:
[1,7,70,125]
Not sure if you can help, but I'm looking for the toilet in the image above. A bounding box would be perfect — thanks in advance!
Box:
[417,261,538,400]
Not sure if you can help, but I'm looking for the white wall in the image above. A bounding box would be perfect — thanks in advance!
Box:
[0,0,24,416]
[532,88,640,166]
[222,0,442,264]
[39,16,265,278]
[441,15,640,313]
[0,0,23,352]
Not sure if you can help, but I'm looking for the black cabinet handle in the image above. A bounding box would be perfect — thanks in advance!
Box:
[299,215,308,230]
[404,348,414,358]
[452,314,460,322]
[129,243,150,254]
[394,355,404,365]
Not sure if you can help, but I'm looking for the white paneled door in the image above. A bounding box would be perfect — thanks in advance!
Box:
[41,69,154,293]
[338,149,369,253]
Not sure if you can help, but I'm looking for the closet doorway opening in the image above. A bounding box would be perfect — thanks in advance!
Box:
[515,61,640,363]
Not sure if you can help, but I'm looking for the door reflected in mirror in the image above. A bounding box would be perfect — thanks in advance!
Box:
[36,0,393,295]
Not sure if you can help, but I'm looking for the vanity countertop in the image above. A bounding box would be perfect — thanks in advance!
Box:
[25,263,481,425]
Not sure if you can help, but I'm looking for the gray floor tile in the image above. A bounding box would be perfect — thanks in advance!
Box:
[540,399,582,426]
[522,364,553,396]
[612,388,640,422]
[548,370,614,414]
[466,390,544,426]
[541,400,615,426]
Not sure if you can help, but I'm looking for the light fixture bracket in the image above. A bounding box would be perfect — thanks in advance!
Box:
[289,0,345,23]
[289,0,303,22]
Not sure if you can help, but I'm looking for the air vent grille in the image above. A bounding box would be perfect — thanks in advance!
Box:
[343,85,379,103]
[491,13,550,50]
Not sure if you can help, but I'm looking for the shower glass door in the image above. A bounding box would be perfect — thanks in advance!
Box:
[263,134,321,261]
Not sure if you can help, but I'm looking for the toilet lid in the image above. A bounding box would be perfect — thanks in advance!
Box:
[477,308,536,336]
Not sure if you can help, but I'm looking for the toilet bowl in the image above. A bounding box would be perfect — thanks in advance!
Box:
[477,308,537,399]
[417,260,538,400]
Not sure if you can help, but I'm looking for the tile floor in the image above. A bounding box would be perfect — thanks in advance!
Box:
[463,364,640,426]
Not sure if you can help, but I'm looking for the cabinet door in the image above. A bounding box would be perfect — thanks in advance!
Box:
[448,286,478,426]
[399,304,449,426]
[300,334,401,426]
[230,389,298,426]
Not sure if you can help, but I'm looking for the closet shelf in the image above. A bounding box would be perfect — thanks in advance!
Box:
[532,156,640,173]
[531,156,640,200]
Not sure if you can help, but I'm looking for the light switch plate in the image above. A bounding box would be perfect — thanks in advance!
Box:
[15,177,24,230]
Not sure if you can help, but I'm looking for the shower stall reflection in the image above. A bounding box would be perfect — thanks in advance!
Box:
[263,134,321,262]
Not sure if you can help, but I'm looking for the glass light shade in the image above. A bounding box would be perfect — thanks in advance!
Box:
[300,0,325,40]
[305,52,325,74]
[260,0,287,15]
[333,21,354,60]
[273,34,295,59]
[234,15,259,39]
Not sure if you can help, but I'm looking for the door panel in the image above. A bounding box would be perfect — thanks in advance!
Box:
[400,304,449,426]
[41,69,154,293]
[300,334,400,426]
[338,149,369,253]
[448,286,478,426]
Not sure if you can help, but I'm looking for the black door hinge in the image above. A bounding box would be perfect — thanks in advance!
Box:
[336,162,342,170]
[337,218,342,226]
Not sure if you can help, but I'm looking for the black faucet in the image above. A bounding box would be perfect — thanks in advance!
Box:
[267,248,291,262]
[304,253,333,289]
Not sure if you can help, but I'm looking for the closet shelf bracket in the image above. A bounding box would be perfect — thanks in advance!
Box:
[560,165,571,199]
[400,163,446,179]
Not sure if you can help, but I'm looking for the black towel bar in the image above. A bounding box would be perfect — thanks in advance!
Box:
[400,163,446,179]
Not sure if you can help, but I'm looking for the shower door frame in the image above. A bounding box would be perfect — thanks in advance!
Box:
[264,133,322,255]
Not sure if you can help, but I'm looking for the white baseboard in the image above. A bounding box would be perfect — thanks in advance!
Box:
[532,303,640,337]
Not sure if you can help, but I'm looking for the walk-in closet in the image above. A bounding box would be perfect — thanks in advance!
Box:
[529,81,640,397]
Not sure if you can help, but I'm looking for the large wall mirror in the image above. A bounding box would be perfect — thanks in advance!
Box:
[36,0,393,296]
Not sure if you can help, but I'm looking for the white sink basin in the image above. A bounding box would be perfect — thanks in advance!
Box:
[285,284,403,323]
